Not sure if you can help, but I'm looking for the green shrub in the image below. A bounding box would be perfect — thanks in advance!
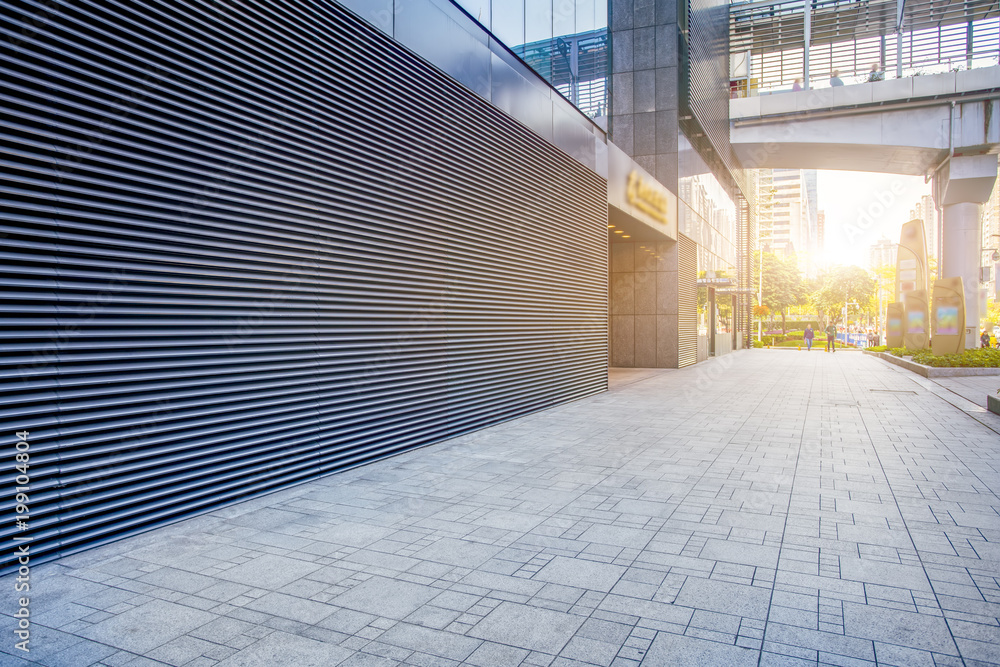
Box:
[888,347,908,357]
[866,345,888,352]
[910,348,1000,367]
[753,340,764,348]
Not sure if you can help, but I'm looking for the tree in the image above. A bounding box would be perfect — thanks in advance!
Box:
[758,252,808,334]
[986,298,1000,327]
[814,265,877,325]
[870,263,896,324]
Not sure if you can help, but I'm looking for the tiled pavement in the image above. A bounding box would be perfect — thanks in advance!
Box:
[4,350,1000,667]
[933,376,1000,409]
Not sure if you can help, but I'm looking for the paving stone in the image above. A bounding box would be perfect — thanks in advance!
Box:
[377,622,481,661]
[215,553,321,589]
[77,599,215,654]
[765,621,877,661]
[411,538,503,568]
[331,577,440,620]
[244,591,335,624]
[214,630,352,666]
[700,539,780,568]
[842,602,958,654]
[838,556,932,592]
[674,577,771,620]
[533,556,627,592]
[311,523,397,548]
[645,630,759,666]
[467,601,586,653]
[465,641,531,667]
[579,525,657,549]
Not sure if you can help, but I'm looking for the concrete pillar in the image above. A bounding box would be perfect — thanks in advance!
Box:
[934,154,998,349]
[941,202,982,349]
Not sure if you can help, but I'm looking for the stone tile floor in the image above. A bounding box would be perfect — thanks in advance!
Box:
[933,376,1000,409]
[3,350,1000,667]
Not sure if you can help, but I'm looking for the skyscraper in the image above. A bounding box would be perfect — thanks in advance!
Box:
[817,210,826,255]
[909,194,940,271]
[769,169,812,271]
[869,237,899,271]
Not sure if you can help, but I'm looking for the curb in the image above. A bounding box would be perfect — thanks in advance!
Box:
[863,350,1000,377]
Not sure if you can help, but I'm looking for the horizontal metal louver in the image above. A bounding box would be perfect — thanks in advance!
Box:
[677,234,698,367]
[0,0,608,572]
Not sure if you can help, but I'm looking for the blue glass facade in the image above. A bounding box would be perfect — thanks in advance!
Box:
[454,0,610,119]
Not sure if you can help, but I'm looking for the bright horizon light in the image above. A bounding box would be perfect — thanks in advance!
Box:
[816,171,932,271]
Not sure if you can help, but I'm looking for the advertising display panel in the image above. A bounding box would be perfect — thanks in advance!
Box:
[931,277,966,355]
[896,220,929,302]
[886,302,904,348]
[903,290,930,351]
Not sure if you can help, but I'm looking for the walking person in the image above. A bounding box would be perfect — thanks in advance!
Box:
[982,329,991,349]
[804,325,815,351]
[825,322,837,352]
[829,70,844,87]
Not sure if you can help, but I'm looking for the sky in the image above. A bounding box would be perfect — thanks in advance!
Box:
[816,171,932,269]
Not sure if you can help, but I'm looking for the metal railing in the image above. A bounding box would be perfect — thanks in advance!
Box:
[513,29,610,118]
[731,0,1000,95]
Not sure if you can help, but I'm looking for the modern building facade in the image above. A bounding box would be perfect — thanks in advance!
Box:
[769,168,817,270]
[0,0,750,570]
[609,0,756,363]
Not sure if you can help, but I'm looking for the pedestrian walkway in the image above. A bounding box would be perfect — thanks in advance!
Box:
[4,351,1000,667]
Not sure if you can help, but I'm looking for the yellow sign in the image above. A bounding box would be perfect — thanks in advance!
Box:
[626,171,669,223]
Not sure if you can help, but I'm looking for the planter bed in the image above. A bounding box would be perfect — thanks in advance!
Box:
[863,350,1000,377]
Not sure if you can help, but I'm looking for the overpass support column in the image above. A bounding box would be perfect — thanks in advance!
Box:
[941,202,982,347]
[935,155,998,349]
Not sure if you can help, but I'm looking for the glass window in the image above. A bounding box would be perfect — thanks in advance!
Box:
[525,0,553,43]
[492,0,525,46]
[455,0,492,28]
[553,0,575,38]
[485,0,608,120]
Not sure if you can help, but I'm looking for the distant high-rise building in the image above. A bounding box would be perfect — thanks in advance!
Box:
[758,169,775,253]
[803,170,819,257]
[770,169,802,257]
[908,194,939,270]
[769,169,817,275]
[869,236,898,271]
[817,210,825,253]
[983,177,1000,301]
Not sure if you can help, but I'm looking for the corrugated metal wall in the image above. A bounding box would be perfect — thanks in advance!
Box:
[677,234,698,367]
[685,0,755,209]
[0,0,608,572]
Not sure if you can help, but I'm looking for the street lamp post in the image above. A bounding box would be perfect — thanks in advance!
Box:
[758,251,763,340]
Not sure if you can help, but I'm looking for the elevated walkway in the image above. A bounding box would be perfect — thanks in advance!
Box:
[730,66,1000,173]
